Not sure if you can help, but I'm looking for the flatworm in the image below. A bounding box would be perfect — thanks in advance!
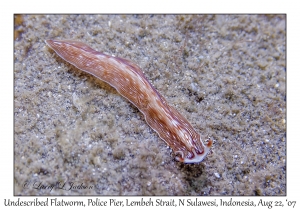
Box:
[45,39,213,163]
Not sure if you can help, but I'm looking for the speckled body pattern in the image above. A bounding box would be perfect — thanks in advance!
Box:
[45,39,212,163]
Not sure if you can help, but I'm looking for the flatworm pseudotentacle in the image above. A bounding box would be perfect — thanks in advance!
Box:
[45,39,213,163]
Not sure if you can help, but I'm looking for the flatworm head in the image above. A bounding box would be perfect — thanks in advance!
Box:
[175,137,213,163]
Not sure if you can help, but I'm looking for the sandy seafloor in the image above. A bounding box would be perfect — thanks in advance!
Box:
[14,15,286,195]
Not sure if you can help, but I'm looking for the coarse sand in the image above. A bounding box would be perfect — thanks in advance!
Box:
[14,14,286,195]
